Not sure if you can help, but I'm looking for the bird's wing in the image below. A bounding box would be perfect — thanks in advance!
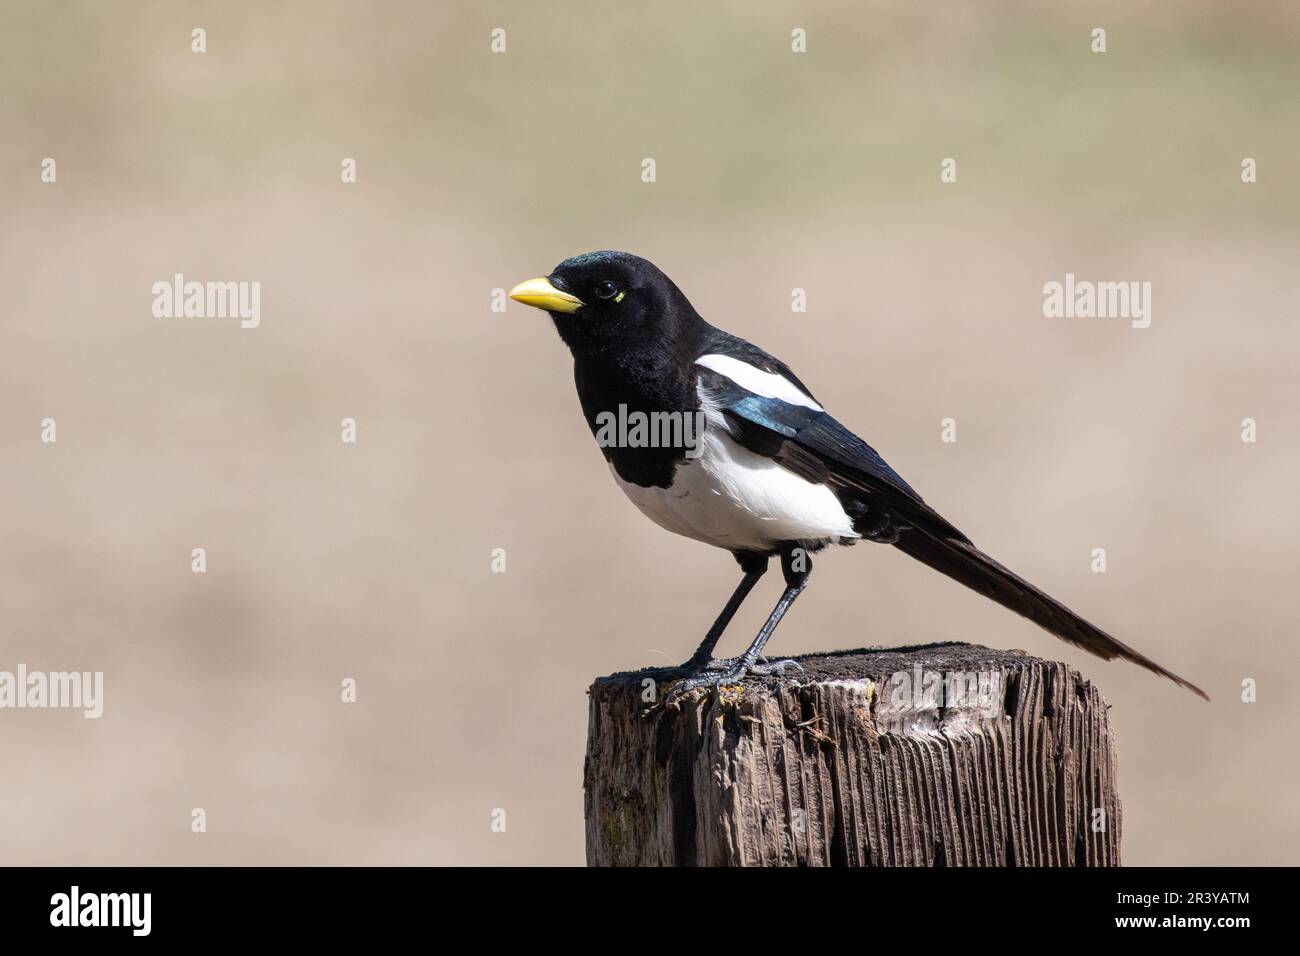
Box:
[694,360,968,541]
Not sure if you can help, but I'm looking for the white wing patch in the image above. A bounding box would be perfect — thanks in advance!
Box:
[695,353,823,411]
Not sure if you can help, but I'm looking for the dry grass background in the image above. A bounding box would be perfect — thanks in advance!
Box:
[1,1,1297,864]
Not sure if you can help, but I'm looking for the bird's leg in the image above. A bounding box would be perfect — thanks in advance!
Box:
[666,553,767,675]
[668,547,811,698]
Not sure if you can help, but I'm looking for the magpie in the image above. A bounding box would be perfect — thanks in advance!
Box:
[510,251,1208,701]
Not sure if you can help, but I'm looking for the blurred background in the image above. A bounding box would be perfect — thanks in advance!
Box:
[1,0,1297,865]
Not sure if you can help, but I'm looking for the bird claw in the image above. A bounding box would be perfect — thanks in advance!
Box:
[656,655,802,708]
[699,654,799,674]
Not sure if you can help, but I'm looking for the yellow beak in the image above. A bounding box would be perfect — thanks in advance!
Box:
[509,277,584,314]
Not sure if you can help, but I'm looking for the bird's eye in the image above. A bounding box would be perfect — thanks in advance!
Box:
[593,280,619,300]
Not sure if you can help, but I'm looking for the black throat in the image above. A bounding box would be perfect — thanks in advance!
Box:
[568,325,709,490]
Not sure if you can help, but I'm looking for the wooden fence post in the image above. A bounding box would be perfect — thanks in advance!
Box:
[584,642,1120,866]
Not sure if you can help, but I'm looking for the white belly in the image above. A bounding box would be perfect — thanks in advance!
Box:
[611,428,858,553]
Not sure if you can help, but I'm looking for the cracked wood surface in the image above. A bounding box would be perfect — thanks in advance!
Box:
[584,643,1121,866]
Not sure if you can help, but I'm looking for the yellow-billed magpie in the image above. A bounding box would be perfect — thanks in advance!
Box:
[510,251,1208,701]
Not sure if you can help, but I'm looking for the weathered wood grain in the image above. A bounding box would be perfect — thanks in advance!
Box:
[584,643,1121,866]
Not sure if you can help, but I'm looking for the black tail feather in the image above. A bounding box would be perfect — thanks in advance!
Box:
[893,526,1209,701]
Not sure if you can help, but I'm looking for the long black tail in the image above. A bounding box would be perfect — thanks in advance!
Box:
[893,525,1209,700]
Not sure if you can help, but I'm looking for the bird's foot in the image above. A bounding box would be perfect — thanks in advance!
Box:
[702,654,801,677]
[656,655,801,708]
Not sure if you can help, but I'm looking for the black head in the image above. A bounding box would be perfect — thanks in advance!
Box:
[509,251,702,358]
